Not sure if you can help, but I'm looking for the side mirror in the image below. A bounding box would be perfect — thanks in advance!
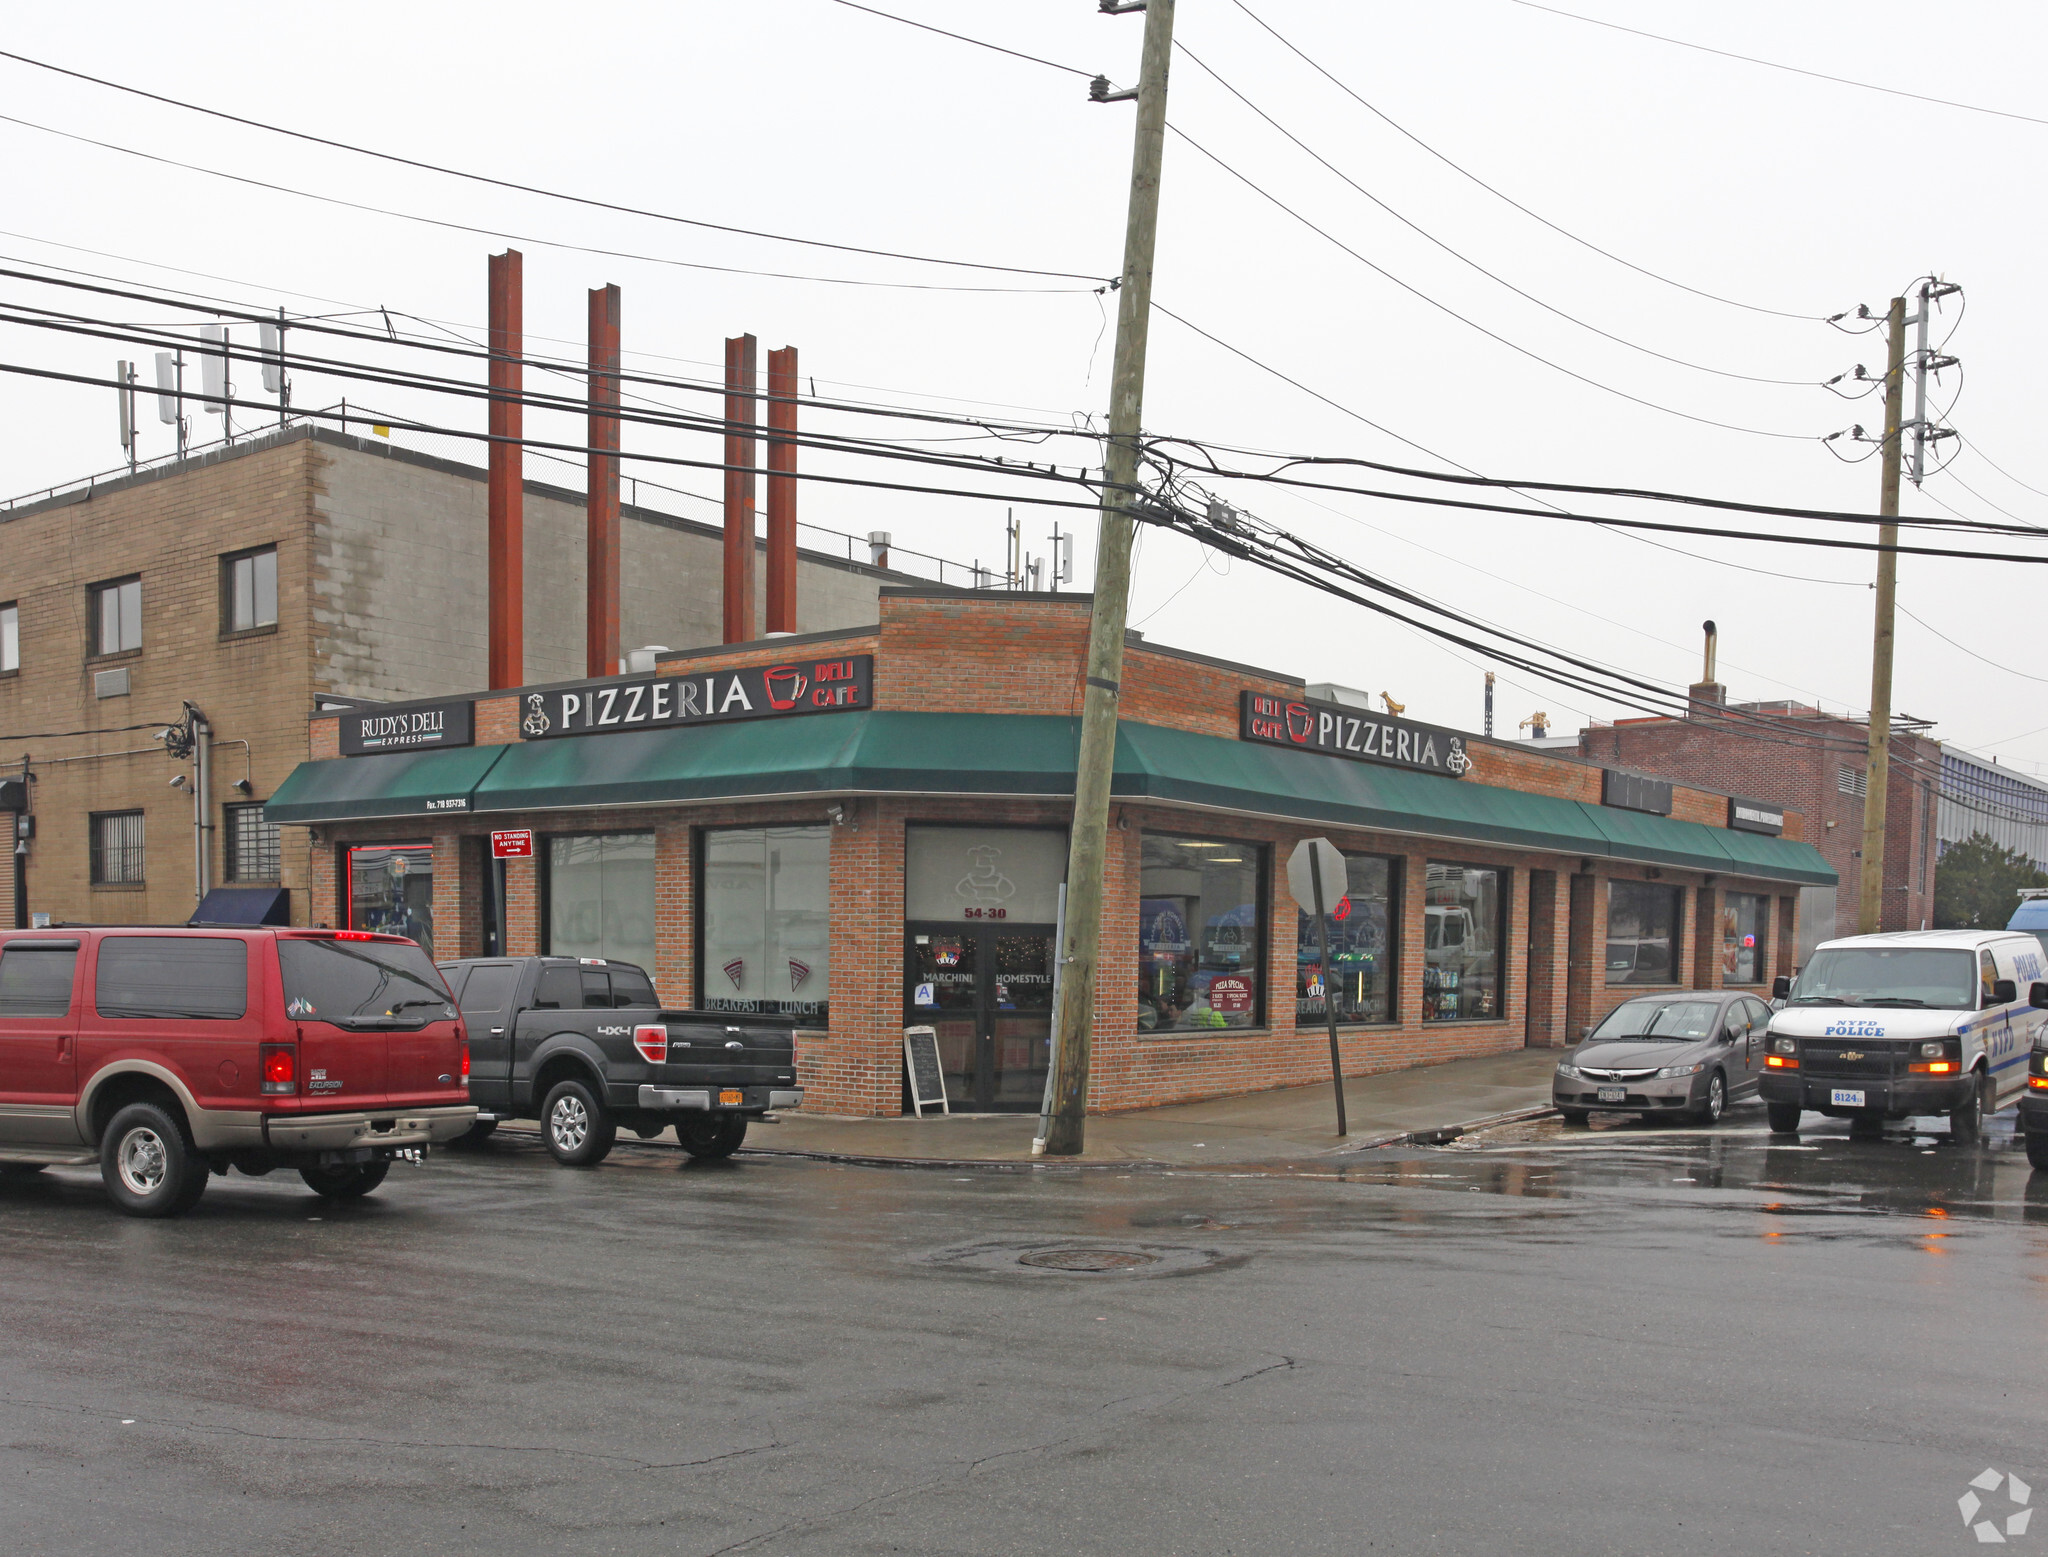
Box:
[1993,979,2018,1006]
[1579,1026,1593,1041]
[1772,975,1792,1000]
[2031,982,2048,1010]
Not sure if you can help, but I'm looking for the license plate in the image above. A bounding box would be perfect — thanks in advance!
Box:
[719,1089,743,1106]
[1597,1086,1627,1104]
[1831,1088,1866,1108]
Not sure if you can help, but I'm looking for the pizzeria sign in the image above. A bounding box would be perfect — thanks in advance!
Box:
[521,654,872,740]
[1240,692,1473,778]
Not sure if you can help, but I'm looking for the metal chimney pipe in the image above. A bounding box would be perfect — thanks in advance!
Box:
[1701,619,1718,685]
[765,346,799,635]
[487,250,525,688]
[587,284,622,677]
[722,334,759,643]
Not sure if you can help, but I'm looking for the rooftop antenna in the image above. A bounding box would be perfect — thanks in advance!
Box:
[1050,522,1074,586]
[1006,509,1022,589]
[199,323,232,442]
[260,311,289,427]
[154,348,187,457]
[115,359,137,472]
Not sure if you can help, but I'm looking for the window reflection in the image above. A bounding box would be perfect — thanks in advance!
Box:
[1139,835,1264,1032]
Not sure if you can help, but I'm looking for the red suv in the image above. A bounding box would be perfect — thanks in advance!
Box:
[0,926,476,1216]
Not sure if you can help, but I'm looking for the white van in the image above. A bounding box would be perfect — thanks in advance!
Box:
[1760,929,2046,1136]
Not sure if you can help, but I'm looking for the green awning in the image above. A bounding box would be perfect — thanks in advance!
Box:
[264,743,506,823]
[266,711,1836,887]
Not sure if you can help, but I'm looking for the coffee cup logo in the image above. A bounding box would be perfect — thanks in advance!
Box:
[1284,702,1314,743]
[764,666,808,710]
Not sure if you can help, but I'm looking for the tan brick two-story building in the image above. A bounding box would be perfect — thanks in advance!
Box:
[0,425,909,929]
[268,590,1835,1117]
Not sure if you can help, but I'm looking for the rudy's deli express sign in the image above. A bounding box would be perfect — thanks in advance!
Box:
[340,699,475,756]
[521,654,873,740]
[1241,692,1473,778]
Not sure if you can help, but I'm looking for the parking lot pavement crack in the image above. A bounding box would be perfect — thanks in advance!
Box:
[0,1395,784,1474]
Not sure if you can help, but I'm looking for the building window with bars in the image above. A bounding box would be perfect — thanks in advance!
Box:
[222,546,278,634]
[90,576,141,656]
[90,810,145,886]
[224,802,281,882]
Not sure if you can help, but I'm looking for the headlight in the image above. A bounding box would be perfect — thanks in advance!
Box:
[1920,1041,1945,1058]
[1772,1037,1797,1055]
[1555,1063,1580,1079]
[1656,1062,1705,1078]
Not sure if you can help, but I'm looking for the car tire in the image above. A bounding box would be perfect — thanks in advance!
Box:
[543,1078,616,1167]
[1558,1108,1590,1127]
[674,1114,749,1160]
[452,1119,499,1148]
[1951,1071,1991,1140]
[100,1101,208,1218]
[298,1160,391,1199]
[2028,1131,2048,1171]
[1691,1071,1727,1126]
[1766,1102,1803,1135]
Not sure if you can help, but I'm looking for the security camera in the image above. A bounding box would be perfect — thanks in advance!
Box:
[826,804,845,826]
[168,774,187,789]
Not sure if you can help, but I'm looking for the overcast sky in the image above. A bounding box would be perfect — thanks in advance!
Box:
[4,2,2044,771]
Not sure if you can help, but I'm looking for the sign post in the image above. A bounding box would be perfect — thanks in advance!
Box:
[1288,837,1350,1137]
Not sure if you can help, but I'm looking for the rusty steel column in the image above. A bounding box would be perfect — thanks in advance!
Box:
[722,334,759,643]
[487,249,524,689]
[765,345,798,634]
[586,283,623,678]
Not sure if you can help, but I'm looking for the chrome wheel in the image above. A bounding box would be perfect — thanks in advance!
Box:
[550,1094,589,1153]
[116,1126,169,1196]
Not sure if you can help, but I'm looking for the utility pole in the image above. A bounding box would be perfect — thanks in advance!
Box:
[1858,297,1906,935]
[1043,0,1174,1157]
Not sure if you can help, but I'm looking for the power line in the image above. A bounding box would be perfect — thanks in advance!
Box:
[0,115,1098,298]
[1165,123,1821,442]
[0,50,1109,283]
[1508,1,2048,130]
[824,1,1095,77]
[1171,40,1823,386]
[1225,0,1823,321]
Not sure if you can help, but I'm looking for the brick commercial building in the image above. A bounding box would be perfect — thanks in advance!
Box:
[1579,691,1940,958]
[267,590,1834,1116]
[0,425,910,929]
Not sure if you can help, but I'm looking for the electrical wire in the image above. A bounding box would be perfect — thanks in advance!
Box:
[1898,602,2048,686]
[0,50,1108,282]
[0,357,1111,515]
[1225,0,1823,323]
[0,115,1099,297]
[824,1,1095,76]
[1171,41,1824,387]
[0,720,176,742]
[1166,124,1822,442]
[1508,1,2048,130]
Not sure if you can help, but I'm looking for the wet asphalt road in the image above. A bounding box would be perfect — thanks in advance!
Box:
[3,1099,2046,1556]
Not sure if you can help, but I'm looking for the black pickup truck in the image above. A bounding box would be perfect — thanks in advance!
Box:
[436,955,801,1166]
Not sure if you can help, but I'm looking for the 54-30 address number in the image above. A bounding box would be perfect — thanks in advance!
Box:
[963,907,1008,920]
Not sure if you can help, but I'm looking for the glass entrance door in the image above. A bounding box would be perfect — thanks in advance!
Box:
[907,926,1056,1112]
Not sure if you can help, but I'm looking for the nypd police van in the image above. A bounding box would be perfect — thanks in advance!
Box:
[1759,929,2046,1138]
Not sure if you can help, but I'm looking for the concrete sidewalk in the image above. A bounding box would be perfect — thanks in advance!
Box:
[743,1048,1559,1167]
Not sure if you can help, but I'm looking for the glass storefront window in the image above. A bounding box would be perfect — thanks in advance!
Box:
[1138,834,1265,1033]
[905,826,1067,925]
[1296,852,1398,1025]
[1607,880,1682,985]
[1422,862,1503,1021]
[1722,891,1768,984]
[547,833,656,974]
[701,826,830,1018]
[346,844,434,957]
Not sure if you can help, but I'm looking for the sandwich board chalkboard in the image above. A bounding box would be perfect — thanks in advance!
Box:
[903,1026,949,1117]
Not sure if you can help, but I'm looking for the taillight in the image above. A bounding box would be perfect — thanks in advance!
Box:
[260,1043,297,1095]
[460,1043,471,1079]
[633,1025,668,1064]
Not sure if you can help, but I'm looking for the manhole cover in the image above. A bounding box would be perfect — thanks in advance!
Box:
[920,1239,1237,1278]
[1017,1247,1161,1272]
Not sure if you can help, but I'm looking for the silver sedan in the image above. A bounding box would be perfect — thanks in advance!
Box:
[1552,991,1772,1126]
